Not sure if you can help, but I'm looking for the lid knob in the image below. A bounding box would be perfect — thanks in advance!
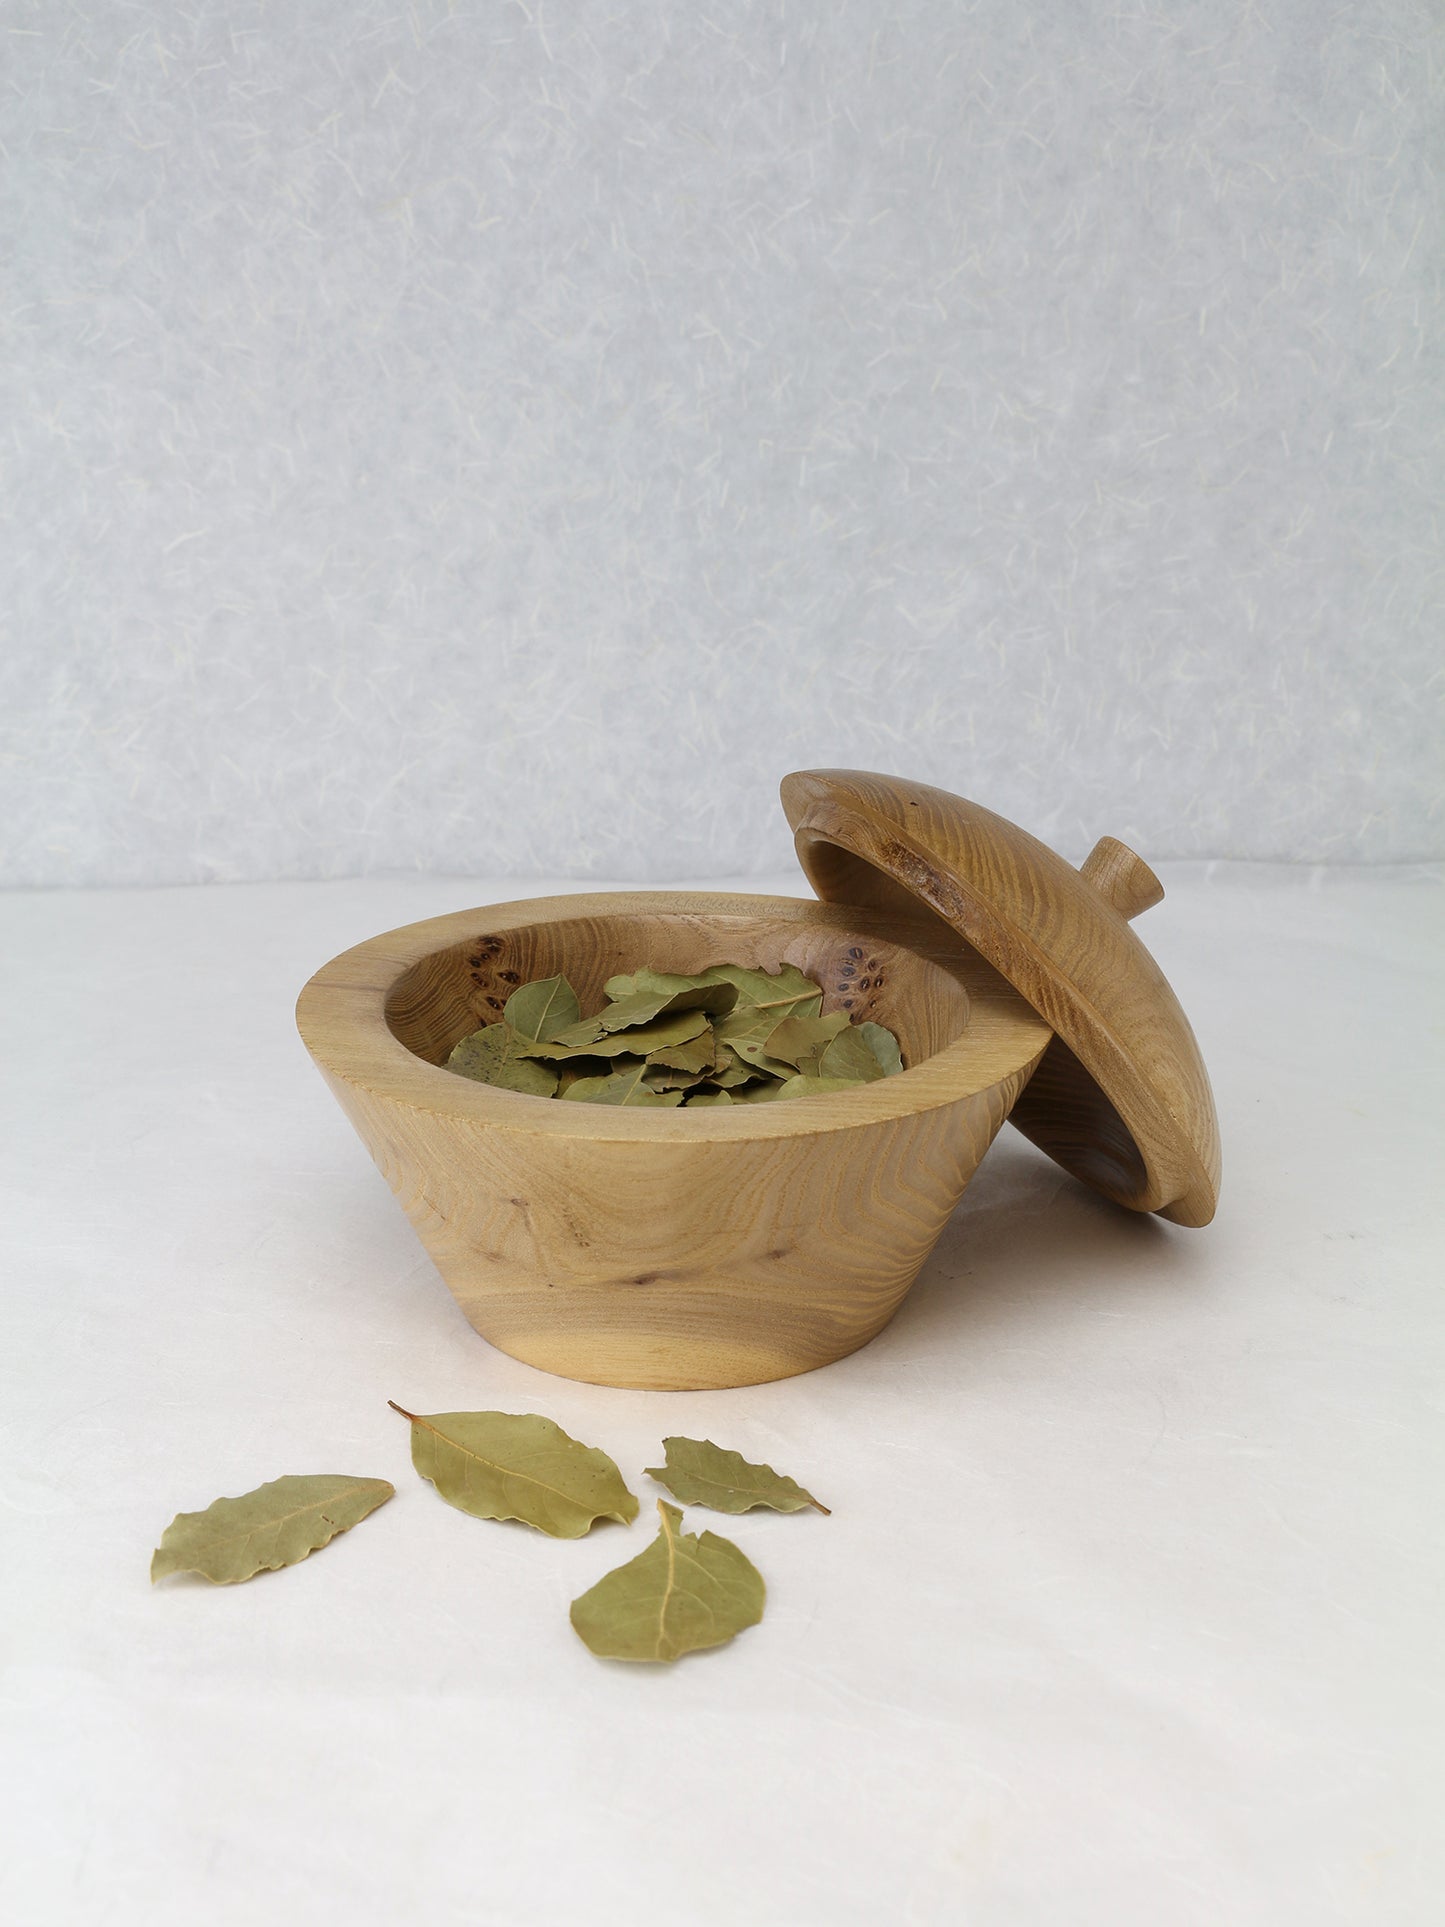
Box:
[1078,837,1165,923]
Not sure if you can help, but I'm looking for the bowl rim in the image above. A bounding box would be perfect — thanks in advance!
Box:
[295,890,1052,1141]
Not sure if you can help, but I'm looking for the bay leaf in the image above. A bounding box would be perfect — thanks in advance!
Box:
[503,974,581,1042]
[151,1474,394,1585]
[536,1007,712,1057]
[389,1403,637,1537]
[817,1024,888,1084]
[858,1020,904,1076]
[699,963,823,1027]
[729,1076,791,1103]
[643,1029,721,1077]
[683,1089,734,1106]
[763,1009,852,1073]
[774,1074,868,1100]
[708,1049,767,1089]
[569,1500,765,1663]
[448,1022,559,1097]
[562,1063,687,1105]
[592,970,739,1031]
[642,1063,711,1093]
[555,1059,610,1095]
[721,1032,798,1080]
[602,966,683,1001]
[645,1437,829,1515]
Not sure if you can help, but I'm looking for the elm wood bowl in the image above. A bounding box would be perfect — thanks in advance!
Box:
[295,891,1051,1391]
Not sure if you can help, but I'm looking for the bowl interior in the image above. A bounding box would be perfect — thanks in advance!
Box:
[382,907,972,1074]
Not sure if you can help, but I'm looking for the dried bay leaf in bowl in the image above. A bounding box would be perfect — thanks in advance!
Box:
[445,962,905,1106]
[816,1024,888,1084]
[531,1006,713,1058]
[773,1074,871,1101]
[763,1009,853,1073]
[563,1064,687,1106]
[644,1030,725,1077]
[857,1020,903,1077]
[448,1022,559,1097]
[588,970,739,1032]
[697,962,822,1025]
[502,974,581,1042]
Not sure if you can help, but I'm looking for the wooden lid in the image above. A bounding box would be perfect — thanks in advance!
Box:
[780,769,1220,1226]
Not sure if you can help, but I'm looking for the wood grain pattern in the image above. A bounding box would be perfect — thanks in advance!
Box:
[781,771,1221,1226]
[296,892,1050,1389]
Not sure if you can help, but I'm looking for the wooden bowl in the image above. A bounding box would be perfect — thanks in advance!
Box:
[295,891,1051,1390]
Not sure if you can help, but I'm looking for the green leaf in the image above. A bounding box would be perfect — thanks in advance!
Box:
[683,1089,734,1106]
[502,975,581,1042]
[389,1403,637,1538]
[531,1007,713,1058]
[816,1024,888,1084]
[150,1474,394,1585]
[763,1009,852,1073]
[569,1500,765,1663]
[645,1437,830,1515]
[447,1022,559,1097]
[562,1063,688,1106]
[857,1020,904,1076]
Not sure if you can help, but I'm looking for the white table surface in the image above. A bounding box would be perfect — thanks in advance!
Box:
[3,865,1441,1926]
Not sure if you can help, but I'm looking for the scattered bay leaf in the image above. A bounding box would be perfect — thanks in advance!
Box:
[448,1023,559,1097]
[151,1474,394,1585]
[645,1437,830,1515]
[503,974,581,1042]
[569,1500,765,1663]
[389,1403,638,1537]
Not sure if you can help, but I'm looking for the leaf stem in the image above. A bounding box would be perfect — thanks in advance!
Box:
[387,1400,418,1422]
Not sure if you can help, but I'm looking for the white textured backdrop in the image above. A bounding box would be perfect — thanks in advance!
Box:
[2,0,1441,886]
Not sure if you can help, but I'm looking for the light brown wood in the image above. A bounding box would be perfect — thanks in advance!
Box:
[781,772,1221,1226]
[1078,836,1165,922]
[296,891,1050,1390]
